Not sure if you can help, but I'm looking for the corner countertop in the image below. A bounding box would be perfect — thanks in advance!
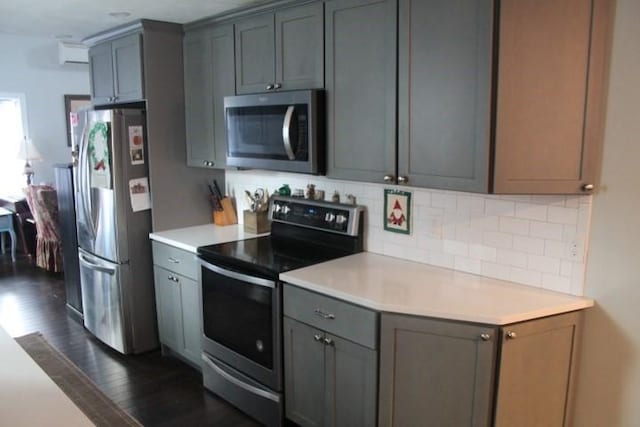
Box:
[279,252,594,325]
[149,224,268,253]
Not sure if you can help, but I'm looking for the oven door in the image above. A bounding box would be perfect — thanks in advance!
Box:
[199,258,282,390]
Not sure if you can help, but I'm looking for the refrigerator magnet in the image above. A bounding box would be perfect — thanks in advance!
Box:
[128,125,145,165]
[129,177,152,212]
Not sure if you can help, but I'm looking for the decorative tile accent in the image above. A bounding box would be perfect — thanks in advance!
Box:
[225,170,592,295]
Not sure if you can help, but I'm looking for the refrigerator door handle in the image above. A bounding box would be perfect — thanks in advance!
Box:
[79,122,96,240]
[79,252,116,275]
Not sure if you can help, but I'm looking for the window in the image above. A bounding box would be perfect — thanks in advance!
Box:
[0,93,29,194]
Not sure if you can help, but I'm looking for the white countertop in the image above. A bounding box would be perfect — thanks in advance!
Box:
[280,252,594,325]
[149,224,267,253]
[0,326,93,426]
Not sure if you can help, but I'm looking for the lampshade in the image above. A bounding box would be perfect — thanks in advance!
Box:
[16,137,43,162]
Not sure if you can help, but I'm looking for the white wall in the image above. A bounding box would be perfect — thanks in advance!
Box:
[0,33,90,186]
[574,0,640,424]
[226,170,592,295]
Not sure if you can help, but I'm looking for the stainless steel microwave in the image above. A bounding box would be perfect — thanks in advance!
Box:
[224,90,324,175]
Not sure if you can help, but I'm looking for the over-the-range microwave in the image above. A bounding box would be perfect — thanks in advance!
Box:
[224,89,325,175]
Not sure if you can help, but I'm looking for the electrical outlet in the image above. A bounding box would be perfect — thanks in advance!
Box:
[569,241,580,260]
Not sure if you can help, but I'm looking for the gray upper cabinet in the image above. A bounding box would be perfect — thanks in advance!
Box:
[379,314,497,427]
[397,0,493,192]
[325,0,397,183]
[235,2,324,94]
[88,33,144,105]
[184,24,234,169]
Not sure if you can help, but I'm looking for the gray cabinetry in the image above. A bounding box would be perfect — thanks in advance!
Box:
[235,2,324,94]
[325,0,397,183]
[397,0,493,192]
[283,284,378,427]
[379,311,584,426]
[184,24,234,169]
[151,241,202,368]
[88,33,143,105]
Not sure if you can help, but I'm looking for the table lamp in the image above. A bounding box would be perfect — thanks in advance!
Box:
[16,137,42,185]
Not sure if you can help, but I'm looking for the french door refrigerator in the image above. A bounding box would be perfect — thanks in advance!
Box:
[74,108,157,354]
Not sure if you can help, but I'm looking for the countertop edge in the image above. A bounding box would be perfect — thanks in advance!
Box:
[149,234,198,254]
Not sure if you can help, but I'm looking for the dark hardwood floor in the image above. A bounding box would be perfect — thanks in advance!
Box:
[0,253,259,427]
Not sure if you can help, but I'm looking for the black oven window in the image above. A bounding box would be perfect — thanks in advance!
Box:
[202,267,274,370]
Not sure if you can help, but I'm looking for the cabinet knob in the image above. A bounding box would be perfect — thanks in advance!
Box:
[480,333,491,341]
[582,184,594,192]
[398,176,409,184]
[323,337,334,346]
[167,275,179,283]
[506,331,517,339]
[274,83,282,90]
[313,334,324,342]
[266,84,275,91]
[383,175,395,183]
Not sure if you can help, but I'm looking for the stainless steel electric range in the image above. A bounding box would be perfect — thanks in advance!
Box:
[197,195,365,426]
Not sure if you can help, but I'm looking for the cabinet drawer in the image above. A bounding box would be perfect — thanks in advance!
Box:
[152,241,197,280]
[284,284,378,349]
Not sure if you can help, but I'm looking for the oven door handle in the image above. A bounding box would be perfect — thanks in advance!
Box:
[199,259,276,289]
[202,354,281,403]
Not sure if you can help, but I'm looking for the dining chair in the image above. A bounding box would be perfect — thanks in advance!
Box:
[24,185,63,272]
[0,207,17,262]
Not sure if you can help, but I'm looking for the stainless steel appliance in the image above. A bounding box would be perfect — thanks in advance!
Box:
[224,90,324,175]
[198,196,365,427]
[75,108,157,354]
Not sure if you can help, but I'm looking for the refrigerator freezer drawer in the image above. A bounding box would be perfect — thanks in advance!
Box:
[78,249,128,353]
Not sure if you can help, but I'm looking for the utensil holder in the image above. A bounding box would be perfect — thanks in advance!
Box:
[243,210,270,234]
[213,197,238,226]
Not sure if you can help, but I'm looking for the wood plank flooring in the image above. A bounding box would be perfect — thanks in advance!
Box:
[0,254,259,426]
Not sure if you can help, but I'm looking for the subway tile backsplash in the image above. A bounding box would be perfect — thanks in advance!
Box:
[225,170,591,296]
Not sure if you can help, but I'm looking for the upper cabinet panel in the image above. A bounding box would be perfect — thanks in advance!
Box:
[112,33,144,103]
[493,0,613,194]
[235,14,276,94]
[88,43,115,105]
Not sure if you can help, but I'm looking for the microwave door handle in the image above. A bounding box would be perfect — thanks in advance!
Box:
[282,105,296,160]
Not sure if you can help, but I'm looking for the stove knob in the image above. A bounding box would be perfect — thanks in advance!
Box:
[325,212,335,222]
[273,203,282,213]
[336,214,347,225]
[282,205,291,215]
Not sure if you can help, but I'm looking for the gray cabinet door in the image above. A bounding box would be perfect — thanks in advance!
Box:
[275,2,324,91]
[89,42,115,105]
[325,0,397,183]
[210,25,235,168]
[112,33,144,103]
[326,333,377,427]
[397,0,493,192]
[235,14,275,94]
[153,266,183,352]
[180,275,202,367]
[284,317,326,427]
[494,311,583,427]
[379,314,497,427]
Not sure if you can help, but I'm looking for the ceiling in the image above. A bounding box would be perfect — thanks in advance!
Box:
[0,0,272,42]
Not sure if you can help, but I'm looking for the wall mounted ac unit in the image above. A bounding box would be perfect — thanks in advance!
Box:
[58,41,89,65]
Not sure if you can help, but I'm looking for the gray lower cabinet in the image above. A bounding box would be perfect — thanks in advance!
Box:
[184,24,234,169]
[235,2,324,94]
[283,284,378,427]
[325,0,397,183]
[89,33,143,105]
[397,0,493,192]
[379,311,583,426]
[151,241,201,368]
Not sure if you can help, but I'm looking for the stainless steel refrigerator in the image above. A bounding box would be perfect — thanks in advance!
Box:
[74,108,157,354]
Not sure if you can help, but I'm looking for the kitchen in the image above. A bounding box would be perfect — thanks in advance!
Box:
[0,0,638,426]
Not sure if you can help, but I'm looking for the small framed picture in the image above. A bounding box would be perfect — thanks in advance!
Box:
[64,94,91,147]
[384,189,411,234]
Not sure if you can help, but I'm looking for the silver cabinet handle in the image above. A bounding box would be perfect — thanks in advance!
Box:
[167,275,179,283]
[266,84,275,91]
[398,176,409,184]
[480,333,491,341]
[506,331,517,339]
[168,257,180,264]
[383,175,395,183]
[314,309,335,320]
[323,337,334,346]
[313,334,324,342]
[274,83,282,89]
[282,105,296,160]
[582,184,594,192]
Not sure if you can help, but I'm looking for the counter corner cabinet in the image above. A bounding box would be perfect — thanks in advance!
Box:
[379,310,584,427]
[283,284,378,427]
[184,23,235,169]
[151,241,202,369]
[235,1,324,94]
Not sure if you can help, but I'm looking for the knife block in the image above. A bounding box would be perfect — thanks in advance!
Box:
[243,210,270,234]
[213,197,238,226]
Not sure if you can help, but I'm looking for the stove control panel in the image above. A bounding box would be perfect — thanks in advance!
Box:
[269,196,364,236]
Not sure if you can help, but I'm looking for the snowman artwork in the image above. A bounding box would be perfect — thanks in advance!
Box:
[384,190,411,234]
[88,121,111,189]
